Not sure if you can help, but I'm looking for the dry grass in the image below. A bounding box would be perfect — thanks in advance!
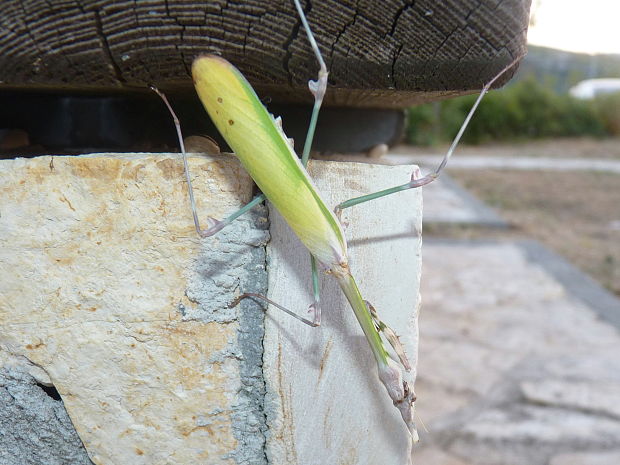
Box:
[449,169,620,297]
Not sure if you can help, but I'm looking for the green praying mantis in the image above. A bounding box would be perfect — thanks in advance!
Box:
[153,0,520,448]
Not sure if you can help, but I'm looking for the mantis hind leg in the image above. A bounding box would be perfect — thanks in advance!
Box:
[229,255,322,327]
[292,0,328,168]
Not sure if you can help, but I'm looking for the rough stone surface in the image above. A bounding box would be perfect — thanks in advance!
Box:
[414,240,620,465]
[263,161,422,465]
[0,154,269,464]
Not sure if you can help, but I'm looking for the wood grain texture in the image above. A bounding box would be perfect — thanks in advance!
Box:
[0,0,530,107]
[263,160,421,464]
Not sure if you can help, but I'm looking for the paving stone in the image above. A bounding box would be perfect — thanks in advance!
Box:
[549,450,620,465]
[415,239,620,465]
[413,447,472,465]
[457,406,620,446]
[521,380,620,420]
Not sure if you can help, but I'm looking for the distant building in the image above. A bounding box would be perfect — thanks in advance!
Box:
[569,78,620,99]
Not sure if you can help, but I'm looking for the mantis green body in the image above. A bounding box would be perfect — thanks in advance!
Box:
[192,55,416,435]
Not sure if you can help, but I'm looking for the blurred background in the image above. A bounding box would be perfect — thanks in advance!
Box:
[398,0,620,296]
[398,1,620,464]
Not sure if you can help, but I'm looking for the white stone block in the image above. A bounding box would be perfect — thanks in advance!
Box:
[264,160,422,465]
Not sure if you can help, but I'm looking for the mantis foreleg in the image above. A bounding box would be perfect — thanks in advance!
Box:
[365,300,411,372]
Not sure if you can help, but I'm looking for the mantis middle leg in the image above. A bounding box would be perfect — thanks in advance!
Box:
[333,57,523,217]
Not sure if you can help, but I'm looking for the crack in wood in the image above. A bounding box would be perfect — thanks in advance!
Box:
[93,9,126,84]
[0,0,529,107]
[282,0,310,87]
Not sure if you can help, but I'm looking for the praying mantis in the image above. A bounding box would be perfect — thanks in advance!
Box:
[153,0,520,453]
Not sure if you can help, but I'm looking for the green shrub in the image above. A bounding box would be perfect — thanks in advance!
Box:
[592,91,620,135]
[406,102,441,146]
[406,76,608,145]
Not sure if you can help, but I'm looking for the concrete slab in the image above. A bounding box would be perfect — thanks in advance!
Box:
[415,239,620,465]
[549,450,620,465]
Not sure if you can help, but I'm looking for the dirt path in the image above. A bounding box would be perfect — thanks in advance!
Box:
[449,169,620,297]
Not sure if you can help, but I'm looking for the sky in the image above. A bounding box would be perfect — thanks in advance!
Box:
[527,0,620,55]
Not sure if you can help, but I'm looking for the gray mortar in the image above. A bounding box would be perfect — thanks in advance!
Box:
[185,205,270,324]
[185,205,270,465]
[0,366,93,465]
